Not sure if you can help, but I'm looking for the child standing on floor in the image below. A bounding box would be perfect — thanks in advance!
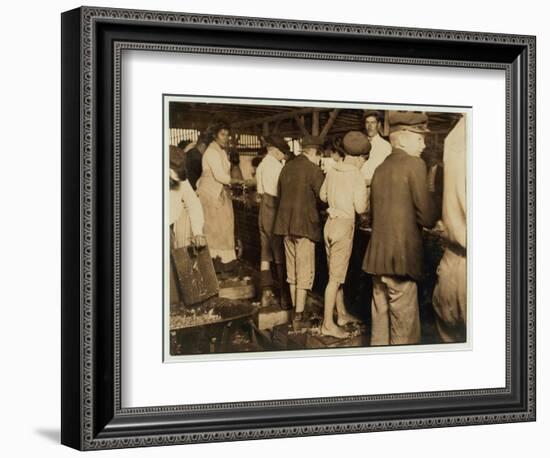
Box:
[320,131,371,338]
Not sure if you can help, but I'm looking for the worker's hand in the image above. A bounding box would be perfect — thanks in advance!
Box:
[423,220,448,239]
[358,212,370,230]
[169,168,180,189]
[433,220,449,239]
[191,235,207,248]
[244,178,256,188]
[434,219,446,233]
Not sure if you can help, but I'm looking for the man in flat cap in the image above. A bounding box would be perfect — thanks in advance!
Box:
[274,136,325,322]
[363,111,436,345]
[319,131,370,338]
[360,110,392,186]
[255,135,291,309]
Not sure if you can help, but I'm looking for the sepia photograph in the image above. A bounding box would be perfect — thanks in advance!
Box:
[164,96,469,360]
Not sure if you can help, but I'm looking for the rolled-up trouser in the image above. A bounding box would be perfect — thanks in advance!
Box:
[371,275,421,346]
[323,217,354,285]
[284,236,315,290]
[432,247,467,343]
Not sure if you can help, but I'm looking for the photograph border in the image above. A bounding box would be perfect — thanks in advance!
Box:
[161,94,474,363]
[61,6,536,450]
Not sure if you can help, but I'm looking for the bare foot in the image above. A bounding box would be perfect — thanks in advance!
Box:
[321,323,349,339]
[337,313,361,327]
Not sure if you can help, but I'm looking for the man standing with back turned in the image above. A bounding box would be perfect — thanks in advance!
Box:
[256,135,291,310]
[363,112,436,345]
[274,136,325,323]
[320,131,370,338]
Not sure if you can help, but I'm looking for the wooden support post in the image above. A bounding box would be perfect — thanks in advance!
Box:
[319,109,340,138]
[383,110,390,137]
[312,111,320,136]
[293,114,311,138]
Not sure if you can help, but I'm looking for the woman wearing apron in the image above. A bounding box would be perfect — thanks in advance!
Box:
[196,121,243,271]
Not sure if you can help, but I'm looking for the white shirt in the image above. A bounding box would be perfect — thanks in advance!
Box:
[360,134,392,182]
[320,160,367,219]
[442,116,466,248]
[320,157,337,174]
[170,179,204,237]
[256,153,283,197]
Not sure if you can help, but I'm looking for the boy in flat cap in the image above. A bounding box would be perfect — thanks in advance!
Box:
[363,111,436,345]
[255,135,291,309]
[319,131,370,338]
[274,136,325,322]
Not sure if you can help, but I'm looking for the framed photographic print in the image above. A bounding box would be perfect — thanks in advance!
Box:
[61,6,536,451]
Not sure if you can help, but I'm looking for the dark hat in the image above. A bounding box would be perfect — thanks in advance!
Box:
[388,111,430,133]
[342,131,372,156]
[363,110,383,122]
[264,134,291,155]
[301,135,324,149]
[169,145,186,169]
[169,145,188,181]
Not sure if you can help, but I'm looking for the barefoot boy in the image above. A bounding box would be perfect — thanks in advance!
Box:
[319,131,370,338]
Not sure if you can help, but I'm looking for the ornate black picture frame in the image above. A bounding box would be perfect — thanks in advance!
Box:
[61,6,536,450]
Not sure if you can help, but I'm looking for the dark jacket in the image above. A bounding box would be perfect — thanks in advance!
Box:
[273,154,325,242]
[185,147,203,190]
[363,149,436,280]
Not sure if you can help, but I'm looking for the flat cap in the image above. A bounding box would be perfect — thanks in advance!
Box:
[389,111,430,133]
[265,134,291,155]
[362,110,383,121]
[342,131,372,156]
[301,135,324,149]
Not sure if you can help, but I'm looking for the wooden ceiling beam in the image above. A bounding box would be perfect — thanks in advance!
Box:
[293,114,310,138]
[231,107,331,129]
